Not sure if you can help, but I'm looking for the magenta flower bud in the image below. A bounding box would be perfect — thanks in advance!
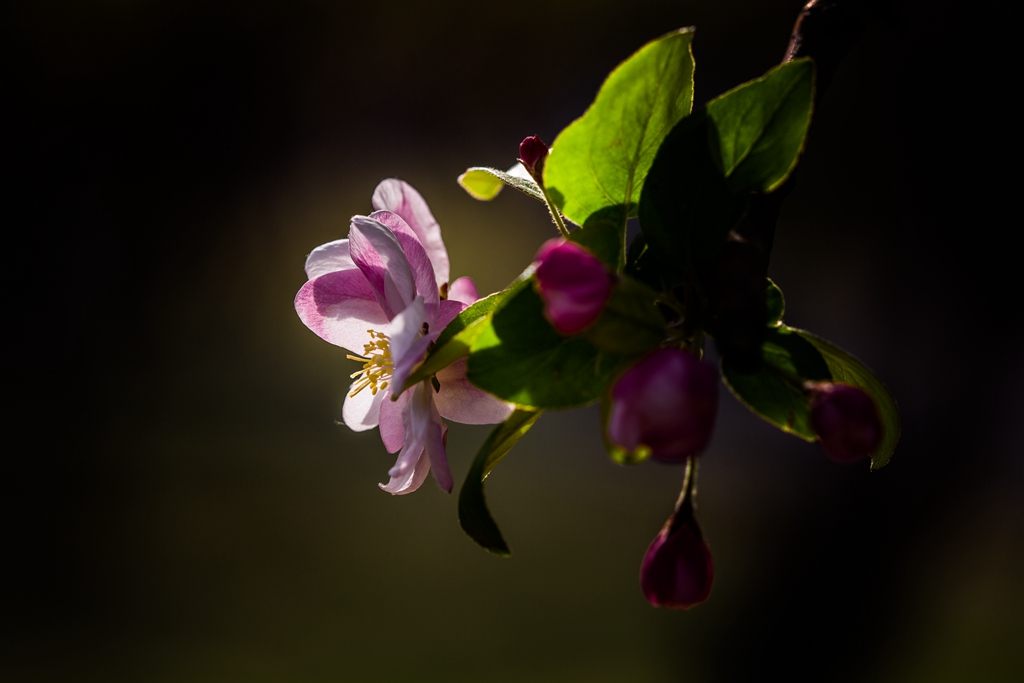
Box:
[607,348,718,463]
[640,506,713,609]
[533,238,614,335]
[810,383,883,463]
[518,135,549,176]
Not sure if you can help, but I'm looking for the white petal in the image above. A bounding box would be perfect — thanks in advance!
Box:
[506,162,531,180]
[304,239,355,279]
[342,384,386,432]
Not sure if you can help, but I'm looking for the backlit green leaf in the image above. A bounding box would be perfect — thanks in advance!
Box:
[457,166,545,202]
[403,279,529,390]
[707,58,815,193]
[466,284,624,409]
[544,29,695,231]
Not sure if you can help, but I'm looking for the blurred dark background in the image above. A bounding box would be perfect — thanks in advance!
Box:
[2,1,1020,681]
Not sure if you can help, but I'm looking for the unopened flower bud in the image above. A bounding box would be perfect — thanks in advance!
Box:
[809,383,882,463]
[608,348,718,463]
[518,135,549,177]
[533,239,614,335]
[640,502,713,609]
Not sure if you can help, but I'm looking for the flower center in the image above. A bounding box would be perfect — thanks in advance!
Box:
[347,330,393,397]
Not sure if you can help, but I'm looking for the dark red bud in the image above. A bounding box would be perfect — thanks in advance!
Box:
[810,383,883,463]
[518,135,549,176]
[640,506,713,609]
[607,348,719,463]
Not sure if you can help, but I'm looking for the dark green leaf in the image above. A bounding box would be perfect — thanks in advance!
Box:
[766,278,785,327]
[793,329,901,470]
[467,284,624,408]
[585,277,665,355]
[638,109,744,275]
[637,60,814,275]
[570,210,625,271]
[722,326,830,440]
[457,166,545,202]
[707,59,815,193]
[459,408,543,556]
[403,280,529,390]
[544,29,695,229]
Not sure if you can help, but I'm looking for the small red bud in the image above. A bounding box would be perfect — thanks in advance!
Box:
[810,383,883,463]
[533,239,613,335]
[518,135,549,176]
[640,504,713,609]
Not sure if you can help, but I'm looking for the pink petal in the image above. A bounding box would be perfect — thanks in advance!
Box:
[387,297,426,369]
[372,179,450,286]
[379,383,434,495]
[369,210,441,320]
[379,442,431,495]
[434,359,515,424]
[378,389,408,454]
[349,216,416,320]
[436,298,468,330]
[448,277,479,305]
[304,238,355,279]
[425,420,451,493]
[342,383,386,432]
[294,270,389,352]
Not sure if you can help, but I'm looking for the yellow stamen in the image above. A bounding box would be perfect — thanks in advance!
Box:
[347,329,394,397]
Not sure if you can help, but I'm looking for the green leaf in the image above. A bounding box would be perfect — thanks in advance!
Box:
[766,278,785,327]
[585,277,665,355]
[403,280,529,390]
[707,58,815,193]
[793,329,901,470]
[466,284,624,408]
[543,28,695,230]
[459,408,543,556]
[457,166,545,203]
[722,326,830,440]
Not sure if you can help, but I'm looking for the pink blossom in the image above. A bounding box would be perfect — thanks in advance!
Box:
[533,239,614,335]
[295,179,512,494]
[607,348,718,463]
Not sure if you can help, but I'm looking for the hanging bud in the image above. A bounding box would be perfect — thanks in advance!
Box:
[809,383,882,463]
[533,239,614,335]
[518,135,549,178]
[607,348,718,463]
[640,462,713,609]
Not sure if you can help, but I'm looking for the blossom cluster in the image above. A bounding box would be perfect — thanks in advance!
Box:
[295,23,896,610]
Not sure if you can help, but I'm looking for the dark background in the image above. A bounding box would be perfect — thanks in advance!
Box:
[3,1,1020,681]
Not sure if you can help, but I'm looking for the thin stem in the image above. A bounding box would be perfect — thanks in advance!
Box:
[524,160,571,239]
[666,457,698,534]
[539,184,571,239]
